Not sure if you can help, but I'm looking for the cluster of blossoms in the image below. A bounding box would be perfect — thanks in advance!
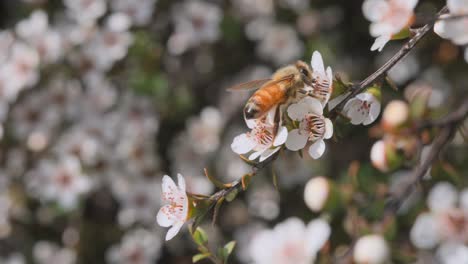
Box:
[411,182,468,263]
[0,0,168,262]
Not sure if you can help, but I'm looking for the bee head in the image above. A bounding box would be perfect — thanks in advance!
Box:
[295,60,314,86]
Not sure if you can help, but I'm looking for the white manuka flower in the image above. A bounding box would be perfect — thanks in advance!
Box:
[434,0,468,62]
[249,217,330,264]
[231,107,288,162]
[343,91,381,125]
[285,97,333,159]
[156,174,189,241]
[362,0,418,51]
[303,51,333,107]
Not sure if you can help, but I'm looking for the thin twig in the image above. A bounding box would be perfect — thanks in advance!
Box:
[330,6,449,119]
[419,99,468,129]
[384,99,468,214]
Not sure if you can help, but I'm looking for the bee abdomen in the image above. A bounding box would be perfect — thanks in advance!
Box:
[253,85,285,107]
[244,83,287,119]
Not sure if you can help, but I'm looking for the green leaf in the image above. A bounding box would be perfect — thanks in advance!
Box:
[391,27,411,40]
[218,241,236,263]
[224,241,236,256]
[193,253,211,263]
[225,189,238,202]
[192,227,208,246]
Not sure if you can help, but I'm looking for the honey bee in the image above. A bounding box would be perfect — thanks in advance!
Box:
[228,61,315,120]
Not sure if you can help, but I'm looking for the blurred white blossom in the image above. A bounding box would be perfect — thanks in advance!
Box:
[110,0,157,26]
[362,0,418,51]
[33,241,76,264]
[107,228,162,264]
[168,0,222,55]
[26,156,93,210]
[257,24,304,66]
[249,217,330,264]
[354,234,390,264]
[411,182,468,262]
[64,0,106,25]
[434,0,468,62]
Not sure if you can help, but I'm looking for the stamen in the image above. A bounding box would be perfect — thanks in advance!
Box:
[300,114,326,141]
[311,76,331,102]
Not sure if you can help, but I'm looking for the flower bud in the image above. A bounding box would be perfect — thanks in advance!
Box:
[370,139,402,172]
[304,177,330,212]
[381,100,410,133]
[354,234,390,264]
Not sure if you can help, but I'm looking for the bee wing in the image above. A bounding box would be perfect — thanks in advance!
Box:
[226,79,272,92]
[226,75,295,92]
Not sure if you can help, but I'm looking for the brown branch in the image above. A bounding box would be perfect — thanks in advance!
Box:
[210,151,279,202]
[384,99,468,214]
[330,6,449,119]
[419,99,468,129]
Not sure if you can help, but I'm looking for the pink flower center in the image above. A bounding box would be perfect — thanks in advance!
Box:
[250,123,274,147]
[311,75,330,102]
[279,241,307,263]
[56,172,73,188]
[357,100,371,115]
[162,187,187,220]
[300,114,325,141]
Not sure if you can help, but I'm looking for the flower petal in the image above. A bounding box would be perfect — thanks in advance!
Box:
[265,105,277,125]
[395,0,418,10]
[306,219,331,252]
[356,92,373,101]
[246,118,257,129]
[364,101,381,125]
[259,147,280,162]
[287,102,309,121]
[362,0,389,21]
[427,182,458,213]
[324,118,333,139]
[231,133,256,154]
[349,107,366,125]
[285,129,308,151]
[308,140,326,159]
[311,51,325,75]
[302,97,323,115]
[177,173,186,192]
[249,150,263,160]
[165,221,183,241]
[157,205,174,227]
[273,126,288,146]
[162,175,178,201]
[410,213,440,249]
[371,35,391,52]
